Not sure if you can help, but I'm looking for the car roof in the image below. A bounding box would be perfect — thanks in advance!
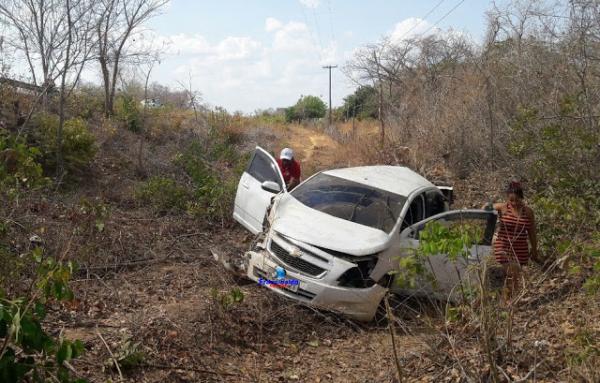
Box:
[322,165,435,197]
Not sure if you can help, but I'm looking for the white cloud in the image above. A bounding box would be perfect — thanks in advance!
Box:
[164,33,212,54]
[389,17,467,44]
[272,21,313,52]
[265,17,282,32]
[149,33,262,62]
[390,17,436,43]
[142,17,352,112]
[299,0,320,8]
[215,36,261,60]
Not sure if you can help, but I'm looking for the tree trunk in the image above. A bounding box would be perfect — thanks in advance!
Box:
[56,0,73,181]
[100,55,111,117]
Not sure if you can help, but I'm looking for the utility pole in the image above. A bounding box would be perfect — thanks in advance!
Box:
[322,65,337,127]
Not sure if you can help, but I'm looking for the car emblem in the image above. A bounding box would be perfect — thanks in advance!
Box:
[289,247,302,258]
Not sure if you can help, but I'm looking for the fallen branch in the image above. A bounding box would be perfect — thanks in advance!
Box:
[96,328,123,382]
[136,362,239,376]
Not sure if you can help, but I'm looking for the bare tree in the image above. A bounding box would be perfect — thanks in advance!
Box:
[0,0,72,107]
[94,0,168,116]
[136,57,158,175]
[177,73,204,127]
[55,0,95,179]
[1,0,95,147]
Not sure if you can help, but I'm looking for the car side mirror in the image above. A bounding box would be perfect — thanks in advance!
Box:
[261,180,281,194]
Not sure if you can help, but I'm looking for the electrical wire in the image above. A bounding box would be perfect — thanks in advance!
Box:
[312,6,324,53]
[395,0,446,41]
[417,0,466,38]
[327,0,336,43]
[301,4,324,62]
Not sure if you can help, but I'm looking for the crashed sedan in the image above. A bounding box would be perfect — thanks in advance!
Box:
[233,147,496,321]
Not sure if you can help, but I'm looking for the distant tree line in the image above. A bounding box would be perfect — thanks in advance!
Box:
[284,95,327,122]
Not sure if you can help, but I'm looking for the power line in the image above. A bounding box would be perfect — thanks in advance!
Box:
[312,7,324,53]
[301,5,323,62]
[417,0,466,38]
[327,0,336,43]
[396,0,446,41]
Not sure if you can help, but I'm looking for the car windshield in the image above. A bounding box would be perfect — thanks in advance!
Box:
[291,173,407,233]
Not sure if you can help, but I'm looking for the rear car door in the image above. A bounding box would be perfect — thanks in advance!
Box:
[233,147,286,234]
[400,209,497,297]
[374,209,496,298]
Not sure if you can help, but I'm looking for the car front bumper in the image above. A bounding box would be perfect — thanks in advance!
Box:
[244,250,387,321]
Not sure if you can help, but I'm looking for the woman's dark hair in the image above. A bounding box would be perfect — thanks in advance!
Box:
[506,180,524,199]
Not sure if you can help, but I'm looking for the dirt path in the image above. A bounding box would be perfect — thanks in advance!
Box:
[278,124,342,172]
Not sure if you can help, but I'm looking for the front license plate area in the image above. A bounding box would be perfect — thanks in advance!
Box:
[261,265,299,292]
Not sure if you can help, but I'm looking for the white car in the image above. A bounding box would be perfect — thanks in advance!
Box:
[233,147,497,321]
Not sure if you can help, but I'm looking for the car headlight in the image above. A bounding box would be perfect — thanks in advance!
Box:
[337,257,378,288]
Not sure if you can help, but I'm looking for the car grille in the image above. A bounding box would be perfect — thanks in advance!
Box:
[270,240,326,277]
[253,267,316,301]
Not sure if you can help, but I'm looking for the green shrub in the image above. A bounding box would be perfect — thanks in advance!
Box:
[0,248,86,382]
[174,136,248,224]
[530,189,600,294]
[34,114,96,177]
[114,95,141,133]
[68,89,104,120]
[0,133,48,191]
[136,129,248,222]
[510,98,600,294]
[509,101,600,192]
[135,176,190,212]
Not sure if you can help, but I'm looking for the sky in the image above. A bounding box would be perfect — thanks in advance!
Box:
[134,0,491,113]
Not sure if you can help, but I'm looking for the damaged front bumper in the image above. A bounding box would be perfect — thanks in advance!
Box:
[243,249,387,322]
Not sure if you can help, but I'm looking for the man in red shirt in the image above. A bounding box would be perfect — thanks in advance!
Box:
[276,148,301,190]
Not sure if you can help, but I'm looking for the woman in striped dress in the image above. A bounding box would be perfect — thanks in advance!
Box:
[491,180,541,299]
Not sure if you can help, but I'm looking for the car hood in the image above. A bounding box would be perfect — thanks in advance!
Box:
[270,194,391,256]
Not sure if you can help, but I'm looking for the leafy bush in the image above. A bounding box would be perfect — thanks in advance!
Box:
[114,95,141,133]
[509,101,599,192]
[0,248,86,382]
[393,220,482,293]
[175,142,232,222]
[174,131,249,224]
[0,133,48,191]
[33,114,96,177]
[210,287,244,311]
[135,176,190,212]
[105,334,144,371]
[135,127,248,223]
[510,98,600,294]
[67,88,104,120]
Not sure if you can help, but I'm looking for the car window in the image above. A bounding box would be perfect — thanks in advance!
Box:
[401,194,425,231]
[291,173,407,233]
[425,190,446,218]
[247,150,282,188]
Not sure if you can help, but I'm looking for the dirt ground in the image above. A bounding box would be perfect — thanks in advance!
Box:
[37,122,599,383]
[60,227,436,383]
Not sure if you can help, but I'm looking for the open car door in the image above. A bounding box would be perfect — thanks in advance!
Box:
[233,147,286,234]
[373,210,497,299]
